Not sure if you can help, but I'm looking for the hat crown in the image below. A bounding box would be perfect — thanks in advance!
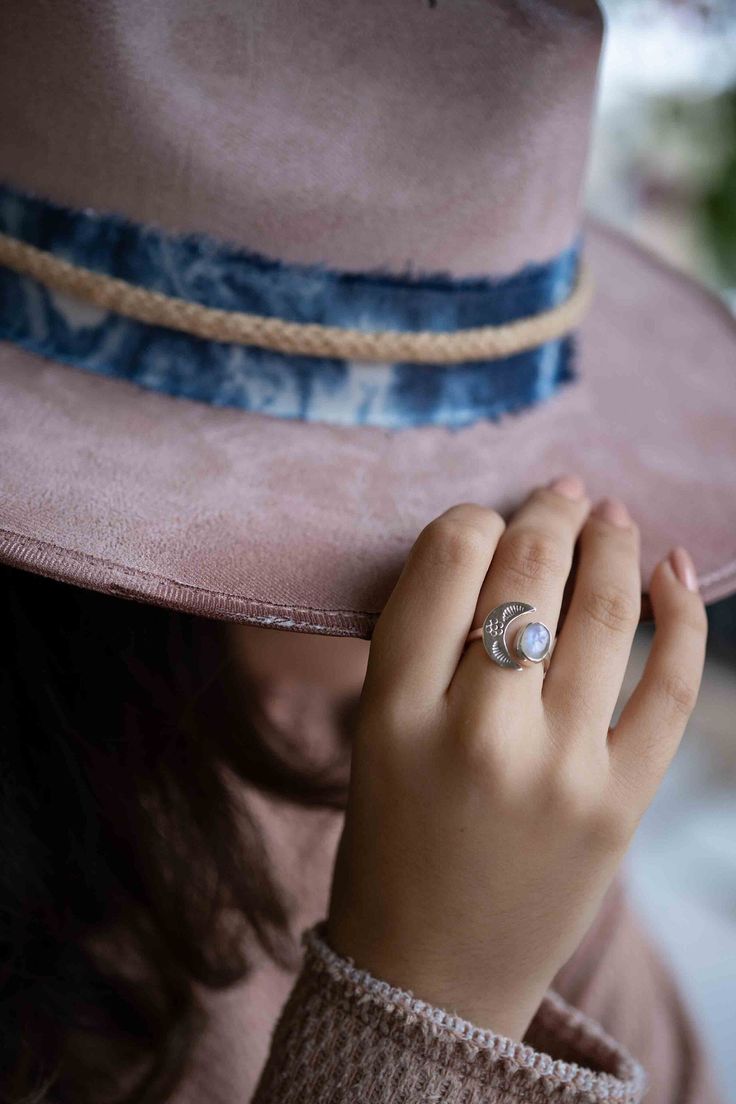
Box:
[0,0,603,278]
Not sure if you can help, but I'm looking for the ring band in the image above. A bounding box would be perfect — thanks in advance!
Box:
[465,601,553,672]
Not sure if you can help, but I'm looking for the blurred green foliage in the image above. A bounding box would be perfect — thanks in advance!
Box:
[701,89,736,286]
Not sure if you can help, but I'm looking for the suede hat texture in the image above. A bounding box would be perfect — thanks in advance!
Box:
[1,0,735,638]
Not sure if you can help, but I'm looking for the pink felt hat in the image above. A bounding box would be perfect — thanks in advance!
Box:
[1,0,735,638]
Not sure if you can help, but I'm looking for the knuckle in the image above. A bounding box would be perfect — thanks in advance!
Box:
[581,584,640,636]
[656,667,700,719]
[449,722,510,795]
[452,724,502,778]
[539,754,592,819]
[496,527,566,585]
[585,800,632,851]
[416,512,497,571]
[540,755,629,849]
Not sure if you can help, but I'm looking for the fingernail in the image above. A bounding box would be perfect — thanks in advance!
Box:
[669,546,699,593]
[546,474,585,501]
[592,497,631,528]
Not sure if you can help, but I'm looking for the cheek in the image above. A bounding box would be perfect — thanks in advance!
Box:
[227,622,369,692]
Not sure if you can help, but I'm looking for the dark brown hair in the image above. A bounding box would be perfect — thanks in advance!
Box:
[0,562,351,1103]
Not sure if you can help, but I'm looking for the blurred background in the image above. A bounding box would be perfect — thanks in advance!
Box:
[592,0,736,1095]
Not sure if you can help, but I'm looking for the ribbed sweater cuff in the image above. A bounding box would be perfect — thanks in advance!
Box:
[252,919,648,1103]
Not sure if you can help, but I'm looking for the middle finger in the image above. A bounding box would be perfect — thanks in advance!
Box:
[451,475,590,699]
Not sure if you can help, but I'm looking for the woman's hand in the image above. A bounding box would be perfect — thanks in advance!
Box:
[326,475,707,1043]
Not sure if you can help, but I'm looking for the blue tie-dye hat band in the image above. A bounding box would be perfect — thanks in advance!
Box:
[0,182,589,431]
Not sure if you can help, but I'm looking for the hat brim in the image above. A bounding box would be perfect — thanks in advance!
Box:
[1,218,735,638]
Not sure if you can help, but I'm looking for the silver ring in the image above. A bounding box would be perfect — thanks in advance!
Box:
[466,601,553,671]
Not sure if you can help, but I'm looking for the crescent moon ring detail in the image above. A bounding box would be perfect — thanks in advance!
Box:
[465,602,553,672]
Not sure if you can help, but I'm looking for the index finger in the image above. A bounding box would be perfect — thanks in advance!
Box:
[366,504,505,704]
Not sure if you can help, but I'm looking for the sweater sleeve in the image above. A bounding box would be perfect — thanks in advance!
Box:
[251,919,648,1104]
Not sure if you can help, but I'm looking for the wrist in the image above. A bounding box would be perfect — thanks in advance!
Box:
[380,977,545,1043]
[325,915,547,1043]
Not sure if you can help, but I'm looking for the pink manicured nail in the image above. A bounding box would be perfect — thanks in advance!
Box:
[592,497,630,527]
[546,474,585,500]
[669,546,699,593]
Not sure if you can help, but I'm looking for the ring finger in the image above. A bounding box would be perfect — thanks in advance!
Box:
[451,474,591,700]
[542,496,641,740]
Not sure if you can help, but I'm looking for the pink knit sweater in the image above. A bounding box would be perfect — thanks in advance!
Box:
[251,920,647,1103]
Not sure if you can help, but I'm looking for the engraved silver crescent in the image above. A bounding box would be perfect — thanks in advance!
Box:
[481,602,553,672]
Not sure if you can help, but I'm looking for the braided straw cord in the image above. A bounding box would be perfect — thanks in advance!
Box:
[0,231,592,365]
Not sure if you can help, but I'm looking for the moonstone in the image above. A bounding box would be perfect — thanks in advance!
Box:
[519,621,550,661]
